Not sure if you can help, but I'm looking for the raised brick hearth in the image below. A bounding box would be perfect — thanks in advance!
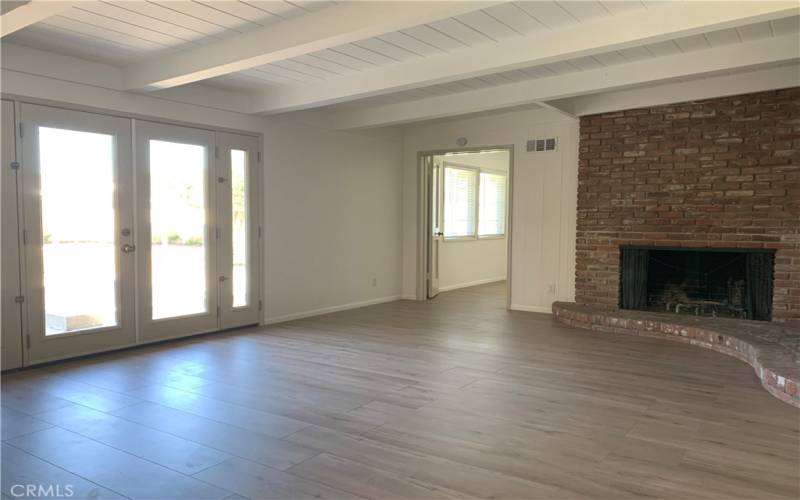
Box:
[576,88,800,322]
[553,302,800,407]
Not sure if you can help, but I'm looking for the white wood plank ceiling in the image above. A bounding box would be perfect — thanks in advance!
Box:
[3,1,799,119]
[323,16,800,111]
[5,1,337,66]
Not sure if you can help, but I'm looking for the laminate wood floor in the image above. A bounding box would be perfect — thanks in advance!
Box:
[2,282,799,499]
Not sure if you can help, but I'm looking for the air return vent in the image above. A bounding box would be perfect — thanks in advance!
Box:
[526,137,558,153]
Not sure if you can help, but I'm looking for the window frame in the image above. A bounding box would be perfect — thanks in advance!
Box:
[442,162,479,241]
[441,161,507,242]
[477,167,508,239]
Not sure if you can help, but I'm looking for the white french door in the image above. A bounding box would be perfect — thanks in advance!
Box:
[135,121,218,341]
[216,132,261,329]
[19,104,136,363]
[12,104,261,364]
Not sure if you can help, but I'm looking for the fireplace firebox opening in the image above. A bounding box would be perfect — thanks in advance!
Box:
[619,247,775,321]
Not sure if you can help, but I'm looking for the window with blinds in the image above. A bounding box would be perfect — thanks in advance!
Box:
[443,164,507,239]
[479,171,507,237]
[443,165,477,238]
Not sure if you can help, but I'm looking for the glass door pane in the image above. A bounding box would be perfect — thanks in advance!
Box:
[149,140,208,320]
[40,127,118,334]
[231,149,249,308]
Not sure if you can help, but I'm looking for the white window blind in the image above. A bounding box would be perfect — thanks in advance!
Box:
[479,171,507,237]
[443,166,477,238]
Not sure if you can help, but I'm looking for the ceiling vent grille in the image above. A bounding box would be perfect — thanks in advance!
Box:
[527,137,558,153]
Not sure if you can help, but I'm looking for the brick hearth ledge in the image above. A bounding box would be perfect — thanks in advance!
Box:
[553,302,800,407]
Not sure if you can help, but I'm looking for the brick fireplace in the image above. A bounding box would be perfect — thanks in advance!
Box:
[575,88,800,322]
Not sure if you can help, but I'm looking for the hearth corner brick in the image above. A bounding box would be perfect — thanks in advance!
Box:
[575,89,800,322]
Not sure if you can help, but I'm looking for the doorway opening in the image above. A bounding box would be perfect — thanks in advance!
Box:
[419,147,513,306]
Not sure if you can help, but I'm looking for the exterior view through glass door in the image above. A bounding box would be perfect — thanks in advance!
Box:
[19,104,136,363]
[135,121,218,342]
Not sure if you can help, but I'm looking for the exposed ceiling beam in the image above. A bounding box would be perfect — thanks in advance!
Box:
[0,1,78,37]
[252,2,799,114]
[546,65,800,117]
[324,35,799,129]
[122,1,494,91]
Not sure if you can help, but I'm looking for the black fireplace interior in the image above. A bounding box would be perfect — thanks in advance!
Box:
[619,247,774,321]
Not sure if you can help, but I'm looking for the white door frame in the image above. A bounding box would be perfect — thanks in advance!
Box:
[425,155,442,299]
[1,99,24,369]
[416,145,515,307]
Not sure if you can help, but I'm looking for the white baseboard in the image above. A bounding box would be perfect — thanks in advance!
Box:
[439,276,506,292]
[263,295,401,325]
[509,304,553,314]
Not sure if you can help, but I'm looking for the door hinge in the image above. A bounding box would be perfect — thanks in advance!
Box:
[215,227,220,239]
[22,229,28,245]
[216,306,220,317]
[215,146,219,158]
[258,300,262,311]
[18,122,24,138]
[258,226,262,238]
[10,161,19,170]
[14,295,24,303]
[257,151,261,163]
[26,335,30,349]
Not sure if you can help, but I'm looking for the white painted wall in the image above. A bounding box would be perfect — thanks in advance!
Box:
[401,107,579,313]
[1,48,405,328]
[434,150,508,291]
[261,118,403,322]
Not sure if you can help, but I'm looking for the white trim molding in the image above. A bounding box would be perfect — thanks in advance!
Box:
[439,277,507,293]
[262,295,401,325]
[510,304,553,315]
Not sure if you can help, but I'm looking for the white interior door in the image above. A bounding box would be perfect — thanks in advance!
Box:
[216,132,261,329]
[1,100,23,369]
[427,156,442,299]
[135,120,218,341]
[20,104,136,364]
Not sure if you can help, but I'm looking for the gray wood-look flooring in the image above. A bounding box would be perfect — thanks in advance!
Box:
[2,282,798,499]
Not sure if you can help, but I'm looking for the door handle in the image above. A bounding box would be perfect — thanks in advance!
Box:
[121,244,136,253]
[434,232,444,236]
